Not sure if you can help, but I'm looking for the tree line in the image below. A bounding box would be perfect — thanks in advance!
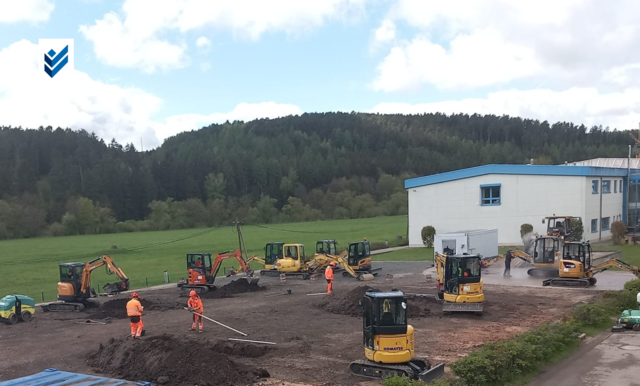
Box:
[0,112,634,240]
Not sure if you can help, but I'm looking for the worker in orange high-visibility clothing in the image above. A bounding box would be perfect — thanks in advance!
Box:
[325,262,335,295]
[126,292,144,339]
[187,290,204,333]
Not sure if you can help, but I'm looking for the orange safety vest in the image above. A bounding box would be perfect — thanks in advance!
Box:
[325,266,334,280]
[188,297,203,313]
[126,299,143,317]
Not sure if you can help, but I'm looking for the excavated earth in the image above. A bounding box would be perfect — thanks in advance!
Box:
[0,262,606,386]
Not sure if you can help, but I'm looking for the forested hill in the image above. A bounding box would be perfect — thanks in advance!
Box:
[0,112,633,240]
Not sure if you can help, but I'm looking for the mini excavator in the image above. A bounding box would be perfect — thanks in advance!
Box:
[349,289,445,383]
[181,249,258,294]
[314,239,381,277]
[435,252,484,315]
[42,255,129,312]
[542,241,640,288]
[481,236,562,277]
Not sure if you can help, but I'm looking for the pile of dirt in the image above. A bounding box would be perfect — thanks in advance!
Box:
[88,334,269,386]
[203,279,267,299]
[89,298,183,319]
[315,286,436,317]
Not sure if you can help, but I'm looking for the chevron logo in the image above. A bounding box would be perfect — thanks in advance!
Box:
[44,45,69,78]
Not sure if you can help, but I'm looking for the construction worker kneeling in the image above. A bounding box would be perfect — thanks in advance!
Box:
[126,292,144,339]
[188,290,204,332]
[325,262,335,295]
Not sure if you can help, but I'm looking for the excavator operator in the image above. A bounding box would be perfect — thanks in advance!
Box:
[325,262,335,295]
[187,290,204,333]
[126,292,144,339]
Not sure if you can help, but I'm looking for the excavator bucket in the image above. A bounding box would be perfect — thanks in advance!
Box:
[237,276,260,286]
[358,274,375,281]
[418,362,445,384]
[103,281,128,294]
[442,302,483,314]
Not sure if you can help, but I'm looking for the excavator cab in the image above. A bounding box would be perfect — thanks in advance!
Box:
[316,240,338,255]
[349,290,445,382]
[532,237,559,265]
[277,244,306,272]
[186,253,214,285]
[264,242,284,269]
[57,263,89,302]
[348,240,372,271]
[561,242,593,273]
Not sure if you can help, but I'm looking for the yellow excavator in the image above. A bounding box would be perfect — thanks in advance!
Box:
[277,243,375,281]
[481,236,562,277]
[349,289,445,382]
[542,241,640,288]
[435,252,484,315]
[42,255,130,312]
[314,239,381,277]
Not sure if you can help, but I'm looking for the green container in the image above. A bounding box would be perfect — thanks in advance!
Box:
[0,294,36,324]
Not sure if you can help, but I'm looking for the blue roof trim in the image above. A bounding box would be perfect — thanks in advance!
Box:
[405,164,639,189]
[0,369,151,386]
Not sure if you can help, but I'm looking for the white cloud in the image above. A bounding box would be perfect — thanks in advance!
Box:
[370,88,640,131]
[0,0,54,23]
[373,0,640,92]
[0,40,301,149]
[374,19,395,43]
[81,0,367,72]
[199,62,211,72]
[196,36,211,48]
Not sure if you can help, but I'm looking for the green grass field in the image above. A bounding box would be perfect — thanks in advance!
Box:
[0,216,416,302]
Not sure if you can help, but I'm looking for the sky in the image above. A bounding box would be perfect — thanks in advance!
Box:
[2,0,640,149]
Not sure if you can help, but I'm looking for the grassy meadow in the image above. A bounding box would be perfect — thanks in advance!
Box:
[0,215,420,302]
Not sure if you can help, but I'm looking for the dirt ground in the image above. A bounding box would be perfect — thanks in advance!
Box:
[0,262,605,386]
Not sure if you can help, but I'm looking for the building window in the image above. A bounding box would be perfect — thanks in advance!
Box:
[601,217,610,231]
[614,180,617,193]
[592,180,598,194]
[591,219,598,233]
[602,180,611,194]
[480,184,501,206]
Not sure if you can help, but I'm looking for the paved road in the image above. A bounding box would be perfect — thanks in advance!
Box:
[527,332,640,386]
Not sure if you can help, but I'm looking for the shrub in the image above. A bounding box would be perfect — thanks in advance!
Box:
[421,226,436,247]
[47,222,66,237]
[624,279,640,294]
[611,221,627,245]
[569,218,584,241]
[382,374,427,386]
[520,223,533,237]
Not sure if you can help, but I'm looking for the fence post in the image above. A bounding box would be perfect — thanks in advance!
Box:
[42,292,44,302]
[164,270,169,283]
[146,278,149,286]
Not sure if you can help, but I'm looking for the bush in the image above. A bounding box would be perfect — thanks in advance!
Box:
[116,221,137,233]
[47,222,66,237]
[624,279,640,294]
[382,374,427,386]
[421,226,436,247]
[611,221,627,244]
[569,218,584,241]
[520,223,533,237]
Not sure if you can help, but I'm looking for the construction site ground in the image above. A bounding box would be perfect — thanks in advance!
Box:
[0,260,631,386]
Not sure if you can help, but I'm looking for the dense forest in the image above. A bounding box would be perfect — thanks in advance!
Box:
[0,112,634,240]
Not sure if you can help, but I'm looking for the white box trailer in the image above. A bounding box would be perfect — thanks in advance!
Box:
[434,229,498,259]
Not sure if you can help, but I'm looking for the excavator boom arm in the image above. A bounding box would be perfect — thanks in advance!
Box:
[307,254,360,278]
[80,255,130,295]
[591,259,640,277]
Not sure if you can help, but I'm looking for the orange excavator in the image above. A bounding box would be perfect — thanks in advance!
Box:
[42,255,130,312]
[180,249,258,294]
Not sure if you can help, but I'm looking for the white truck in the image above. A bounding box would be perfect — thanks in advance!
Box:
[434,229,498,259]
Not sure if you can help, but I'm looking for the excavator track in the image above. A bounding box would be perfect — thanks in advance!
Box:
[349,359,416,380]
[42,302,85,312]
[527,267,560,278]
[180,285,215,294]
[542,277,595,288]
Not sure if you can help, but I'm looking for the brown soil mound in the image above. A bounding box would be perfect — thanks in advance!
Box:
[89,298,183,319]
[88,335,269,386]
[315,286,436,318]
[203,279,267,299]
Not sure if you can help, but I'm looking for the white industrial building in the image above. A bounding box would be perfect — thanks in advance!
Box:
[405,161,640,245]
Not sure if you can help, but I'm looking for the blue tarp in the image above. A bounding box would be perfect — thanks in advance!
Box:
[0,368,151,386]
